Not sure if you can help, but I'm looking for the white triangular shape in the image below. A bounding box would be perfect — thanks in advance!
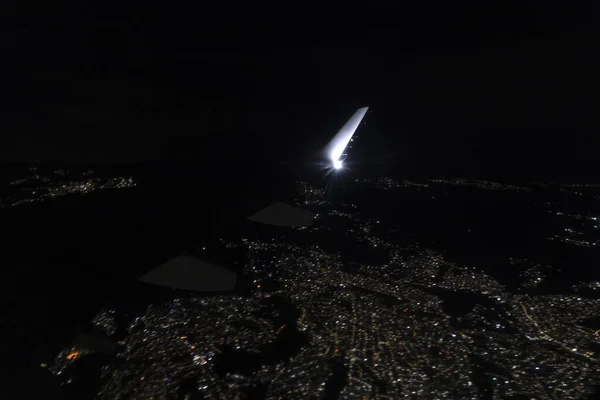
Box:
[139,255,236,291]
[247,201,315,227]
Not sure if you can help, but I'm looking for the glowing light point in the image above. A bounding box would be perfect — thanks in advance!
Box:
[326,106,369,169]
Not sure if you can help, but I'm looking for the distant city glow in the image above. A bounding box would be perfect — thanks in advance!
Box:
[2,171,136,208]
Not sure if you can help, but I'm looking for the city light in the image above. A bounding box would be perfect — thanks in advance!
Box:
[2,171,136,208]
[47,177,600,398]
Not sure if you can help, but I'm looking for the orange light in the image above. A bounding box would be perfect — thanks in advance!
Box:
[275,324,287,334]
[66,351,81,360]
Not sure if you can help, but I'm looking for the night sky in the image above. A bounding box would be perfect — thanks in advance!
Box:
[2,3,599,179]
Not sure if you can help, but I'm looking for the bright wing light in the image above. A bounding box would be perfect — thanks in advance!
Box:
[327,107,368,168]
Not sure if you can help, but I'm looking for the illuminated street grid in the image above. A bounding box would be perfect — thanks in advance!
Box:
[572,281,600,292]
[547,232,598,248]
[51,348,93,377]
[543,199,599,248]
[427,178,532,192]
[52,179,600,399]
[97,297,279,399]
[92,309,118,337]
[546,210,598,221]
[510,258,549,289]
[295,181,326,206]
[373,177,537,194]
[375,177,430,191]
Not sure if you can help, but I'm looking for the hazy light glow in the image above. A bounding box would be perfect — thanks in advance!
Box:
[327,107,369,167]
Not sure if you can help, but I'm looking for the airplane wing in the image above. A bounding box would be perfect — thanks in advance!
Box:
[326,107,369,168]
[136,107,368,291]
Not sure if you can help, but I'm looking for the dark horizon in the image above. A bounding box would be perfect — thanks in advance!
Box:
[2,3,600,179]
